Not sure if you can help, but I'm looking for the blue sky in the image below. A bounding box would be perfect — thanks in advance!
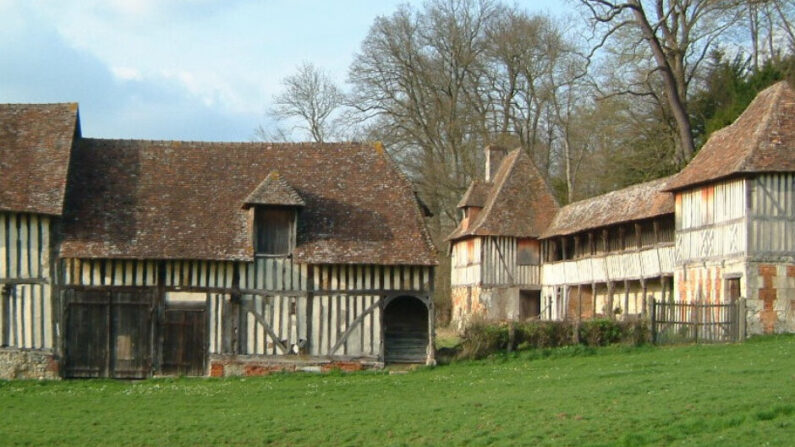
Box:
[0,0,575,141]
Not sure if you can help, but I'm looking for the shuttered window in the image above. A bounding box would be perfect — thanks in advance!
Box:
[255,208,294,255]
[517,238,539,265]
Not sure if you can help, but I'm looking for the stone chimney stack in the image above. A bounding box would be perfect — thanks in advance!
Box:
[485,145,508,182]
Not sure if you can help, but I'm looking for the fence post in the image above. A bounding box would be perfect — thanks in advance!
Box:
[693,300,700,343]
[738,298,747,342]
[650,299,657,345]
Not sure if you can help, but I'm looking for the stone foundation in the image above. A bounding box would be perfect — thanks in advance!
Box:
[0,348,59,380]
[208,355,383,377]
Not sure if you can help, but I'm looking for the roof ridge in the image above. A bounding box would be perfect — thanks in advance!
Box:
[80,137,368,147]
[560,175,673,211]
[0,102,78,106]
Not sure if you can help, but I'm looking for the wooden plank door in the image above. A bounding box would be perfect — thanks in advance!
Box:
[110,291,154,379]
[161,307,207,376]
[64,288,154,379]
[64,289,111,378]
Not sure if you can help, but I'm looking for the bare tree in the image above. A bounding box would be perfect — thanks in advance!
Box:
[579,0,743,164]
[745,0,795,69]
[263,62,344,143]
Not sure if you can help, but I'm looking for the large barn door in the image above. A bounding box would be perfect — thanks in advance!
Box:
[161,306,207,376]
[110,291,154,379]
[64,288,154,378]
[383,296,429,363]
[64,289,111,378]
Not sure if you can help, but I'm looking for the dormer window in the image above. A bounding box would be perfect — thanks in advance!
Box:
[243,171,305,257]
[255,207,295,255]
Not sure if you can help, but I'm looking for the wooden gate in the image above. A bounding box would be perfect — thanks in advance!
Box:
[63,288,155,378]
[383,296,428,363]
[161,306,207,376]
[651,299,746,344]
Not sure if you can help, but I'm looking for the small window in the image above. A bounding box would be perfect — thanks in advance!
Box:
[255,208,294,255]
[517,238,539,265]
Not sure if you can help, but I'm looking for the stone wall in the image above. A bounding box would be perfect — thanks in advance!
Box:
[0,349,59,380]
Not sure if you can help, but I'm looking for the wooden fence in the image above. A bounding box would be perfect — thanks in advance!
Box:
[650,299,746,344]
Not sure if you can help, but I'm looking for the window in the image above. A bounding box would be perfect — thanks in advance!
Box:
[517,238,540,265]
[255,208,295,255]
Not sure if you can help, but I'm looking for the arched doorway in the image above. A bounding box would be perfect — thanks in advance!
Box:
[383,295,429,364]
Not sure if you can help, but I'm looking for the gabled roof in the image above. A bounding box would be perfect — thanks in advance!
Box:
[665,81,795,192]
[60,139,436,265]
[448,149,559,240]
[541,176,674,238]
[244,171,305,207]
[0,103,80,215]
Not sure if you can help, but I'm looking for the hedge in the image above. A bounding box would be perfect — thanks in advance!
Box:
[457,318,649,360]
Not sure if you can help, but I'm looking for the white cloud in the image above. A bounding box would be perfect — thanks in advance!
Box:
[111,66,143,81]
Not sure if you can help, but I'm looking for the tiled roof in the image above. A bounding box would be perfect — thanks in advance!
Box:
[244,171,305,207]
[456,180,490,208]
[665,81,795,191]
[60,139,437,264]
[448,149,559,240]
[0,103,79,215]
[541,176,674,238]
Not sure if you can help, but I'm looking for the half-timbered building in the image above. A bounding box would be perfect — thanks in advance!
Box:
[448,146,559,329]
[664,80,795,334]
[0,108,436,379]
[0,103,79,379]
[451,81,794,335]
[539,177,676,321]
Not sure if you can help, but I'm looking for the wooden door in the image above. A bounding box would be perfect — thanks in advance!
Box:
[161,307,207,376]
[64,288,154,378]
[110,291,154,379]
[520,290,541,320]
[64,289,111,378]
[384,296,428,364]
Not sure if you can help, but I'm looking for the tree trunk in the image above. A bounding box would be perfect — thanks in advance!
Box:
[631,4,695,164]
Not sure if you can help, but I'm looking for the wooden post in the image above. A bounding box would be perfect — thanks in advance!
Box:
[427,297,436,365]
[634,222,642,248]
[623,280,629,321]
[737,298,747,342]
[641,280,648,319]
[650,298,657,344]
[607,282,614,320]
[1,285,9,346]
[574,285,582,344]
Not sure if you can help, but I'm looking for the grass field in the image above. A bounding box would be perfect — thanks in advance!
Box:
[1,336,793,446]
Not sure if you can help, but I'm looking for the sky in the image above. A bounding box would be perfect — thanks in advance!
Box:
[0,0,575,141]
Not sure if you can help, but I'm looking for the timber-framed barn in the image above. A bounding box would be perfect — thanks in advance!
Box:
[450,81,795,335]
[0,104,436,379]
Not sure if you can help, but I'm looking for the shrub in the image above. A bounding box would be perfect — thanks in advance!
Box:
[457,320,510,360]
[456,318,650,360]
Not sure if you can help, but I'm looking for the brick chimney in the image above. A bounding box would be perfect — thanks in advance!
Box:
[485,145,508,182]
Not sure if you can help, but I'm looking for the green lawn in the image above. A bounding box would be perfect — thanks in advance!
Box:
[1,336,793,446]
